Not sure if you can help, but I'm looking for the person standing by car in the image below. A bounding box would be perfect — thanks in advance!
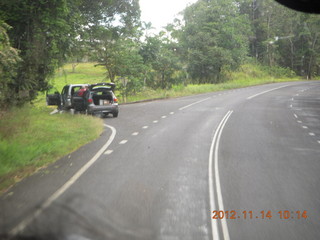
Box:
[77,85,88,97]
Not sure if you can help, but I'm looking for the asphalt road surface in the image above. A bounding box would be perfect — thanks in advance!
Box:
[1,81,320,240]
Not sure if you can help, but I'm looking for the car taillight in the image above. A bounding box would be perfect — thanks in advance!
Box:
[88,99,93,103]
[114,98,118,103]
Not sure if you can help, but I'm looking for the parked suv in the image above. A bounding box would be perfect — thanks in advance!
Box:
[47,83,119,118]
[73,83,119,118]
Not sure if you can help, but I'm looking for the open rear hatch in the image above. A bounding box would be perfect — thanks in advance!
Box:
[90,82,115,91]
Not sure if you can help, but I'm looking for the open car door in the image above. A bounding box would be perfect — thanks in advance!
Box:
[46,87,61,106]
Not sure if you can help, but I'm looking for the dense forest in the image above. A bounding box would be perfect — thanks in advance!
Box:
[0,0,319,108]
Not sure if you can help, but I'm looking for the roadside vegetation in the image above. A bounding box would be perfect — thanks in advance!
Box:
[38,62,300,105]
[0,106,103,192]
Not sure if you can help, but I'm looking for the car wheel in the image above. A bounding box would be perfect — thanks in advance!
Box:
[113,112,118,118]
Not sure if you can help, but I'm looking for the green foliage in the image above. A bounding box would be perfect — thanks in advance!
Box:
[95,38,146,101]
[179,0,251,84]
[239,0,320,78]
[0,0,77,105]
[140,34,183,89]
[0,21,21,109]
[0,0,141,108]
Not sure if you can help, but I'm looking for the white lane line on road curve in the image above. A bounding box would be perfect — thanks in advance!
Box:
[10,124,117,236]
[104,150,113,155]
[247,85,290,100]
[209,110,233,240]
[179,97,211,111]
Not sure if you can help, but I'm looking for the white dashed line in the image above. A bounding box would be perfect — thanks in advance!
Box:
[247,85,290,100]
[170,112,174,115]
[309,133,315,136]
[142,126,149,129]
[153,120,158,123]
[104,150,113,155]
[132,132,139,136]
[294,114,298,119]
[179,97,210,110]
[297,121,302,123]
[302,126,308,129]
[161,116,167,119]
[318,140,320,144]
[119,140,128,144]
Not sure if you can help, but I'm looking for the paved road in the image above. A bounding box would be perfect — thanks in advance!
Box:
[1,81,320,240]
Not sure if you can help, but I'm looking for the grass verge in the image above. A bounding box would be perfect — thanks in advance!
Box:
[0,105,103,193]
[124,78,301,103]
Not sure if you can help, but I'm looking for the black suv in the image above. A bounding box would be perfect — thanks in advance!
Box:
[47,83,119,118]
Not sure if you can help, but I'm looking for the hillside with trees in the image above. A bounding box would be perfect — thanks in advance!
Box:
[0,0,319,109]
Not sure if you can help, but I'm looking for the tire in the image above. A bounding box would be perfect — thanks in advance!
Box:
[113,112,118,118]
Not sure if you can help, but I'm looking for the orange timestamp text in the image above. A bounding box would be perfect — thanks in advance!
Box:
[212,210,308,220]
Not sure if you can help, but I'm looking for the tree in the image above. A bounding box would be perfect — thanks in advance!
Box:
[95,37,145,101]
[180,0,251,83]
[0,21,21,108]
[140,32,182,89]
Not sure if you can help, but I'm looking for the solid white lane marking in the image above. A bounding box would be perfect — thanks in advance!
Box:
[10,124,117,236]
[104,150,113,155]
[214,111,232,240]
[142,126,149,129]
[179,97,210,110]
[209,110,233,240]
[119,140,128,144]
[132,132,139,136]
[153,120,159,123]
[309,133,315,136]
[247,85,290,100]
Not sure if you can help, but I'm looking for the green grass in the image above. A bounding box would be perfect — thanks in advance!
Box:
[50,62,107,91]
[0,105,103,192]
